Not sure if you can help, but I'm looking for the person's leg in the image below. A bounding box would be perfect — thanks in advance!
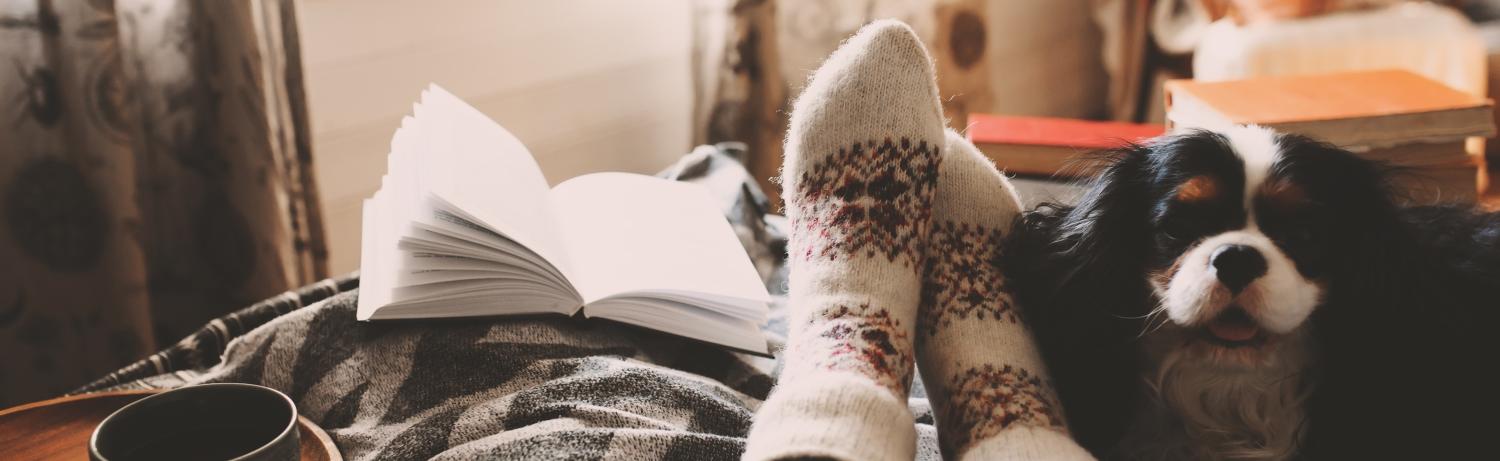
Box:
[914,131,1094,460]
[743,20,944,461]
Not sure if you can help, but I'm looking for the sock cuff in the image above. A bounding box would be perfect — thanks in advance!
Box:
[957,425,1096,461]
[744,374,917,461]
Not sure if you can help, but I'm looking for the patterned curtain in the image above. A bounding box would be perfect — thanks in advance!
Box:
[691,0,1110,206]
[0,0,325,407]
[691,0,936,206]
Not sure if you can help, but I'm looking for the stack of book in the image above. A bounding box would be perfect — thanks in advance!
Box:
[1165,69,1496,203]
[966,114,1165,178]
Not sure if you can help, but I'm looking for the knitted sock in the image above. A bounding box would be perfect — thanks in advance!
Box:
[915,131,1093,460]
[743,20,945,461]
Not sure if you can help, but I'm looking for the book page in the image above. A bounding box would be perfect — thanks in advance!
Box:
[549,173,771,309]
[357,194,392,320]
[360,86,583,321]
[587,297,769,354]
[414,85,573,275]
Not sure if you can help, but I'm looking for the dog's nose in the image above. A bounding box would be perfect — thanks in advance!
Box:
[1211,244,1266,293]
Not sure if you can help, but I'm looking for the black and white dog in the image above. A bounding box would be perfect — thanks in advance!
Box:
[1005,126,1500,460]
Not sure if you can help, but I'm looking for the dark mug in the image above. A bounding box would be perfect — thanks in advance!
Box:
[89,383,300,461]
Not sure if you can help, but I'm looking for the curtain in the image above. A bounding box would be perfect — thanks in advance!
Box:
[691,0,1109,206]
[690,0,938,205]
[0,0,324,407]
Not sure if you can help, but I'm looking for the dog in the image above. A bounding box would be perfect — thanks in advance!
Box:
[1004,126,1500,460]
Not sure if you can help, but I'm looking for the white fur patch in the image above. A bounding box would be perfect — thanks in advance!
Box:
[1129,328,1313,461]
[1222,125,1280,218]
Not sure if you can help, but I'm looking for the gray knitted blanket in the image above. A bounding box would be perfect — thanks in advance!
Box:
[76,145,942,460]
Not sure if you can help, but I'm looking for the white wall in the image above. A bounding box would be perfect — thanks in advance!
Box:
[296,0,695,274]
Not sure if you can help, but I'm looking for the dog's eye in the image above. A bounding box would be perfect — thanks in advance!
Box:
[1158,216,1202,241]
[1262,211,1322,245]
[1272,226,1318,246]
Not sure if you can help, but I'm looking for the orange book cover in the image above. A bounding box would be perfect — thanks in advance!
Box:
[968,114,1165,149]
[1164,70,1490,125]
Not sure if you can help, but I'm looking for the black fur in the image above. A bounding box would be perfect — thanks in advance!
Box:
[1004,132,1500,459]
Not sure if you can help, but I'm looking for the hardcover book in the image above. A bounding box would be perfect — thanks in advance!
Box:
[1165,70,1495,202]
[967,114,1165,177]
[1164,69,1494,149]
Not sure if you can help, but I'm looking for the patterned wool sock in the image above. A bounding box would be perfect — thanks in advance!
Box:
[914,130,1094,460]
[743,20,945,461]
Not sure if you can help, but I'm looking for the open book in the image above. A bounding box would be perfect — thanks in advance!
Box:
[358,85,772,354]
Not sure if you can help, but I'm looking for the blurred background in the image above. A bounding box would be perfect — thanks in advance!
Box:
[1,0,1496,406]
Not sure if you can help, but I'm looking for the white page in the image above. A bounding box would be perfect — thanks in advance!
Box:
[371,292,575,319]
[392,278,560,303]
[400,269,538,286]
[357,195,389,320]
[588,298,767,354]
[359,110,423,320]
[414,85,573,277]
[549,173,771,310]
[362,89,572,320]
[407,208,573,291]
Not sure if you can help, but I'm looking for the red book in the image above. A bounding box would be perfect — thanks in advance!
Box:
[967,114,1164,177]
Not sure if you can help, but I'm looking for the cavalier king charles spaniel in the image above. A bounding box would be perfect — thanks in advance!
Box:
[1005,126,1499,460]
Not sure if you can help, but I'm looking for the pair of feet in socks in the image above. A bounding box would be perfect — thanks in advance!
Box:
[743,21,1093,461]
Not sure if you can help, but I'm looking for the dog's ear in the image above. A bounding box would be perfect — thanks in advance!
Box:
[1282,136,1496,460]
[1006,143,1158,327]
[1004,142,1158,452]
[1056,145,1157,272]
[1283,136,1490,458]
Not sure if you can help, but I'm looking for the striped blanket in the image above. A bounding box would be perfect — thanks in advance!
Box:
[77,144,943,460]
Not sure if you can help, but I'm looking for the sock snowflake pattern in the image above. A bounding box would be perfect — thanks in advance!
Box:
[800,303,915,395]
[918,221,1020,338]
[940,364,1068,453]
[791,137,940,267]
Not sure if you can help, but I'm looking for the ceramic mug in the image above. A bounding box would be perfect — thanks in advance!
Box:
[89,383,299,461]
